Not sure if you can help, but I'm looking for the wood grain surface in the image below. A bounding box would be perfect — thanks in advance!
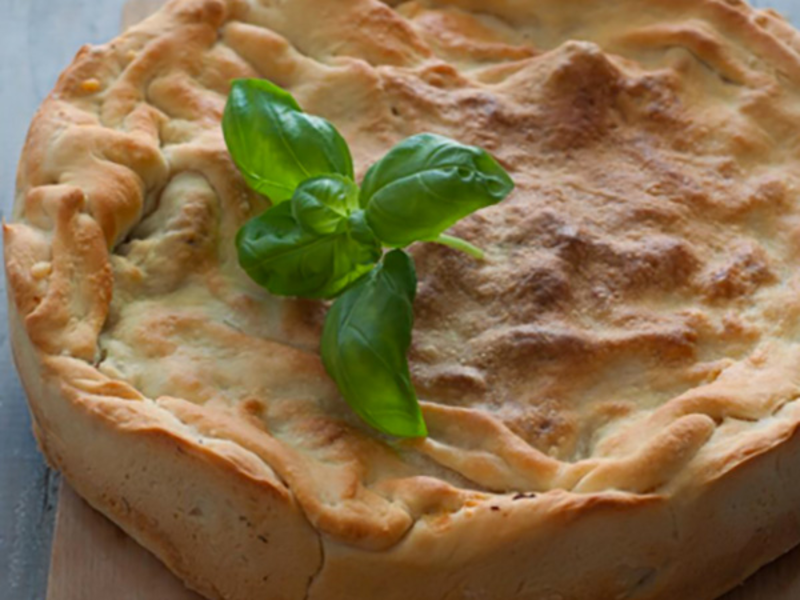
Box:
[1,0,800,599]
[47,486,203,600]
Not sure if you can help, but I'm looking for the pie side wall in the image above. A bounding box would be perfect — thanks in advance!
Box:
[310,420,800,600]
[7,301,323,600]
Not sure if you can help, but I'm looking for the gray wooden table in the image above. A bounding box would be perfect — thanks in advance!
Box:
[1,1,799,599]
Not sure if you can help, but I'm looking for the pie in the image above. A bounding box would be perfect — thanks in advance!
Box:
[8,0,800,598]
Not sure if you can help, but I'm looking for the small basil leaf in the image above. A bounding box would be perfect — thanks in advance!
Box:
[236,201,381,299]
[292,175,360,236]
[321,250,427,438]
[223,79,354,203]
[361,133,514,247]
[347,210,380,248]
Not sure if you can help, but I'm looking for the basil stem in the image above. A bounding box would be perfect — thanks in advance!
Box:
[432,234,485,260]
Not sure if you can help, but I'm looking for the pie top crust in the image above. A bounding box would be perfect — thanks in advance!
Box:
[8,0,800,573]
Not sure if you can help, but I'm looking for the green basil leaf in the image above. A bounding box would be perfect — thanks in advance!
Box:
[361,133,514,247]
[321,250,427,438]
[223,79,354,203]
[236,193,381,299]
[292,175,360,235]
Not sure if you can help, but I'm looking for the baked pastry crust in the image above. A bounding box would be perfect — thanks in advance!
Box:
[8,0,800,597]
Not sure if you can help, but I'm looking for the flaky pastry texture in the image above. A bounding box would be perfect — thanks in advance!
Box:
[9,0,800,598]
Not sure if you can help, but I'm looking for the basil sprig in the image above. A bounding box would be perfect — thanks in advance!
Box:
[237,176,381,299]
[224,78,514,437]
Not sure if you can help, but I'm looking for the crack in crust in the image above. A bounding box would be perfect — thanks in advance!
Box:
[9,0,800,597]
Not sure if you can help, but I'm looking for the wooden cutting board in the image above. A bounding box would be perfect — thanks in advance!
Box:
[46,485,202,600]
[44,1,800,598]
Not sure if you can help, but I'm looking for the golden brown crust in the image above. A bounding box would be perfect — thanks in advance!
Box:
[9,0,800,597]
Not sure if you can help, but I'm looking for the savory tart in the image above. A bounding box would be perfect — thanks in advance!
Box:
[8,0,800,598]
